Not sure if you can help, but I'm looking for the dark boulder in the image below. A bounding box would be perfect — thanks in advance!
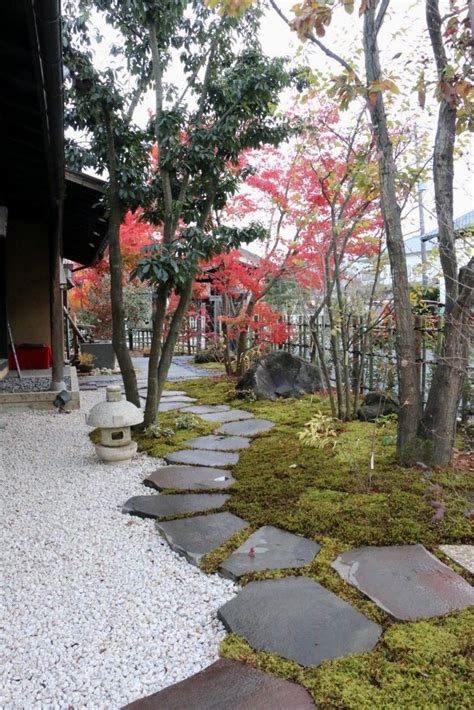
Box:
[357,391,399,422]
[236,351,322,401]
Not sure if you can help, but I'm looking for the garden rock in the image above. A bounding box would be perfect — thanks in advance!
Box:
[332,544,474,620]
[123,658,316,709]
[157,512,249,566]
[217,418,275,438]
[219,526,321,579]
[218,577,382,666]
[122,493,229,519]
[186,435,251,451]
[236,351,322,401]
[144,465,236,491]
[165,449,239,468]
[357,391,399,422]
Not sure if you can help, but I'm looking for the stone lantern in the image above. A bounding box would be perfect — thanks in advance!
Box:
[86,385,143,464]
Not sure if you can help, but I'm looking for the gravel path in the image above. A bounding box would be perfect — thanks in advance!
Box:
[1,392,236,709]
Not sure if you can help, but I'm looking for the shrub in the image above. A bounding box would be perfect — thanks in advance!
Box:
[174,413,199,430]
[298,412,338,449]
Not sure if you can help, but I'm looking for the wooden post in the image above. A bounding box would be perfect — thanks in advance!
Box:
[50,199,65,391]
[414,314,422,392]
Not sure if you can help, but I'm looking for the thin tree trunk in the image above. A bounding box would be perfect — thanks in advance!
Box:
[105,117,139,407]
[363,6,421,458]
[143,284,168,427]
[416,0,474,466]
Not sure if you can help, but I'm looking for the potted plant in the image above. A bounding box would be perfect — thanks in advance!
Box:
[77,351,96,374]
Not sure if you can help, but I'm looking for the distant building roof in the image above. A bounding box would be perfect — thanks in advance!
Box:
[421,210,474,242]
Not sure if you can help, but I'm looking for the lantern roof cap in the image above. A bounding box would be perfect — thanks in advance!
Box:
[86,386,143,428]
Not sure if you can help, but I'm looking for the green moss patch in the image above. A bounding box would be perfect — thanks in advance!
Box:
[221,608,474,709]
[134,410,215,459]
[146,376,473,708]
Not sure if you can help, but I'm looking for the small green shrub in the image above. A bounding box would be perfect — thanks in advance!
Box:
[143,423,174,440]
[298,412,338,449]
[174,413,199,430]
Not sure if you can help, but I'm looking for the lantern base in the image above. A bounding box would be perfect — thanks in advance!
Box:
[95,441,138,465]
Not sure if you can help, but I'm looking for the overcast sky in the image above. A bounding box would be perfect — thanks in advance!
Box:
[89,0,473,239]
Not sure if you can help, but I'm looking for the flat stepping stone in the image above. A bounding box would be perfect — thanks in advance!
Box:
[439,544,474,574]
[144,466,235,491]
[122,493,229,519]
[157,512,249,566]
[217,419,275,438]
[218,577,381,667]
[157,401,183,412]
[219,525,321,580]
[123,658,316,709]
[199,409,255,423]
[161,390,187,396]
[165,449,239,468]
[160,395,196,403]
[179,404,231,415]
[332,544,474,621]
[186,435,251,451]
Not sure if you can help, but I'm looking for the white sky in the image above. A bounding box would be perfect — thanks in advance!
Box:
[88,0,473,239]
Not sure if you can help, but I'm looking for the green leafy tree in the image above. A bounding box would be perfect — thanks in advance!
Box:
[92,1,293,425]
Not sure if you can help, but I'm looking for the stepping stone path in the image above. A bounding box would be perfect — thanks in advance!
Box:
[160,395,197,403]
[165,449,239,468]
[439,544,474,574]
[123,658,316,709]
[125,391,474,706]
[145,465,236,491]
[157,512,249,566]
[218,577,382,666]
[186,435,251,451]
[332,544,474,620]
[122,493,229,519]
[199,409,255,423]
[157,401,185,412]
[219,525,321,580]
[217,418,275,437]
[180,404,231,414]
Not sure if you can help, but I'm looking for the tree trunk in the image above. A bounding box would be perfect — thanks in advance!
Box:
[105,117,139,408]
[416,0,474,466]
[143,284,168,427]
[155,286,194,402]
[363,7,421,458]
[419,284,473,465]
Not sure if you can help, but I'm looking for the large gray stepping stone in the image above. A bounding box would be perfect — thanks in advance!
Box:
[200,409,255,423]
[217,419,275,438]
[165,449,239,468]
[160,395,196,403]
[144,466,235,491]
[187,435,251,451]
[161,390,187,396]
[219,526,321,580]
[218,577,381,666]
[179,404,231,415]
[123,658,316,709]
[439,544,474,574]
[158,401,183,412]
[122,493,229,519]
[332,544,474,621]
[157,512,249,566]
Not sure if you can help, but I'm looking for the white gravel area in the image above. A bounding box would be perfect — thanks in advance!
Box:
[1,391,237,709]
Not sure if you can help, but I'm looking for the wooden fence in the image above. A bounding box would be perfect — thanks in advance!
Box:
[129,310,473,405]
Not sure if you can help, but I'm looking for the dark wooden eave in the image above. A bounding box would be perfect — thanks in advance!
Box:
[64,171,109,267]
[0,1,109,266]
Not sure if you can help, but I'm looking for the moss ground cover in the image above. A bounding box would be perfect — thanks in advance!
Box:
[157,375,473,708]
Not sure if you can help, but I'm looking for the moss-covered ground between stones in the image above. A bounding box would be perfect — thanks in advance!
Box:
[157,376,473,708]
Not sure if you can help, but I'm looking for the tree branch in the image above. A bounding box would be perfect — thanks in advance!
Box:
[375,0,391,36]
[269,0,360,80]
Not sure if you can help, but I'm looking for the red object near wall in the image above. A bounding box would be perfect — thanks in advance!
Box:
[8,344,53,370]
